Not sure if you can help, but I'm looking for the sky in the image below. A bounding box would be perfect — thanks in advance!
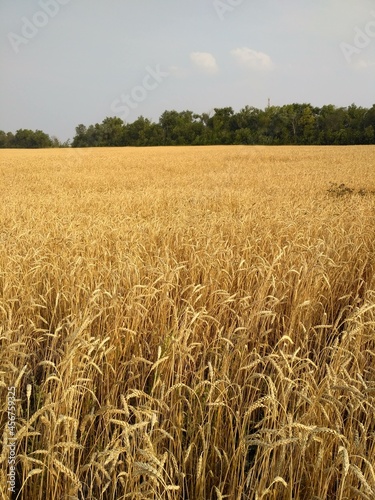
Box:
[1,0,375,142]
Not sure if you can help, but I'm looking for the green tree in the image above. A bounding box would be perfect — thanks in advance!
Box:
[158,110,203,145]
[13,129,52,148]
[101,117,125,146]
[68,103,375,148]
[0,130,13,148]
[72,124,88,147]
[364,125,374,144]
[125,116,160,146]
[317,105,347,144]
[300,105,318,144]
[210,107,235,144]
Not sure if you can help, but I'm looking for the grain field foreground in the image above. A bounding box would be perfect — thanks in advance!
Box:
[1,146,375,499]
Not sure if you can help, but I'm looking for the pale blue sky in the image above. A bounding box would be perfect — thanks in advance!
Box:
[1,0,375,141]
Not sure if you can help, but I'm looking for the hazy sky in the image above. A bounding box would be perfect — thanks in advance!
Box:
[1,0,375,141]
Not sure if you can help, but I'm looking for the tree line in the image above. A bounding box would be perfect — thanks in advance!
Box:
[1,103,375,148]
[0,129,69,149]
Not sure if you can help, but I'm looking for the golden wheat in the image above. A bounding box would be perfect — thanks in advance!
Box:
[0,145,374,499]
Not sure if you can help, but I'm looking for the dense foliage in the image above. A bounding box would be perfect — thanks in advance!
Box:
[1,103,375,148]
[0,129,60,149]
[71,103,375,147]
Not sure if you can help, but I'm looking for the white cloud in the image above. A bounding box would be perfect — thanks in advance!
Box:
[190,52,219,74]
[231,47,274,71]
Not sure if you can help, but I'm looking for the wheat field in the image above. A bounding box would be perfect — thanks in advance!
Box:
[0,145,375,500]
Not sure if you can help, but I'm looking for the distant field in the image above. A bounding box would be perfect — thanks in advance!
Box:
[1,146,375,499]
